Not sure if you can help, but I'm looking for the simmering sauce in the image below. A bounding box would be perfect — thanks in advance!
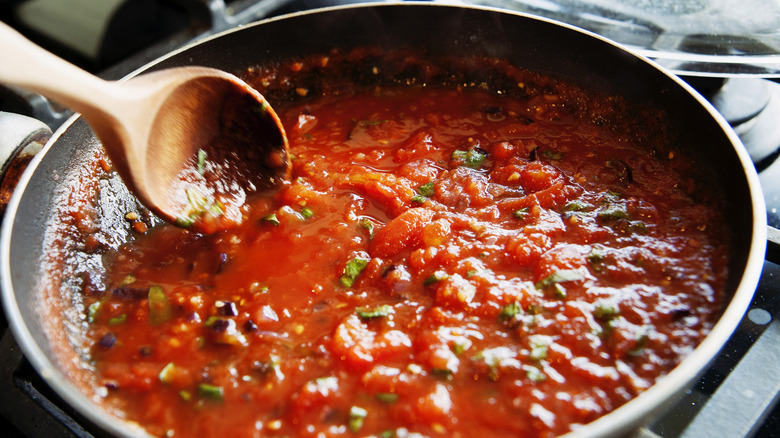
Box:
[82,61,727,437]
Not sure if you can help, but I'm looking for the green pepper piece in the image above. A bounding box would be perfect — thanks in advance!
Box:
[340,257,369,287]
[535,270,584,290]
[375,393,399,404]
[148,285,173,325]
[264,213,280,226]
[513,207,529,219]
[356,305,392,320]
[197,383,224,402]
[593,301,620,321]
[348,406,368,433]
[424,270,449,285]
[87,301,102,323]
[196,149,207,175]
[108,314,127,325]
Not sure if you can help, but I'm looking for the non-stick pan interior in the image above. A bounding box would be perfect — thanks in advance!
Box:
[1,4,766,437]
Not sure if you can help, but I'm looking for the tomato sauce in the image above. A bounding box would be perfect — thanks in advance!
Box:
[83,64,728,437]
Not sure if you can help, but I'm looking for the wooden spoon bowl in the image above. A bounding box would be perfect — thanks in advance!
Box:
[0,22,289,233]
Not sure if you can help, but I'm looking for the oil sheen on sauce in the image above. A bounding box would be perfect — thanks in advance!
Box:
[84,83,728,437]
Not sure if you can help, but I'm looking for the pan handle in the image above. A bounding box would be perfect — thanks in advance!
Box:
[0,111,51,219]
[0,111,50,170]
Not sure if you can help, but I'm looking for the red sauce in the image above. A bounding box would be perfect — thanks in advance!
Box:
[85,81,727,437]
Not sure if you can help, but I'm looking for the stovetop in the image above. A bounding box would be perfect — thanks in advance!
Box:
[0,1,779,437]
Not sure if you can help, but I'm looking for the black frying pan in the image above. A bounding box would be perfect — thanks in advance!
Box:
[0,4,770,437]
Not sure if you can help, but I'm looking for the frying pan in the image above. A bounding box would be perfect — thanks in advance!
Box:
[0,3,771,437]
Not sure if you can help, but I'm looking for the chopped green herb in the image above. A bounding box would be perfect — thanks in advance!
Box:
[375,393,399,404]
[452,148,487,168]
[535,270,584,290]
[552,283,568,299]
[356,305,392,320]
[524,365,547,382]
[627,328,652,357]
[176,188,224,227]
[175,216,194,228]
[513,207,529,219]
[587,246,606,264]
[598,206,630,220]
[498,302,523,321]
[530,344,548,361]
[465,269,479,278]
[348,406,368,433]
[148,285,173,325]
[541,149,563,160]
[431,367,454,380]
[108,314,127,325]
[564,200,588,212]
[119,274,136,286]
[179,390,192,401]
[196,149,207,175]
[208,202,224,216]
[529,336,551,361]
[629,221,648,234]
[410,195,427,204]
[340,257,369,287]
[250,283,269,294]
[593,301,620,321]
[159,362,176,383]
[264,213,280,226]
[417,181,435,197]
[300,207,314,219]
[186,188,206,211]
[424,270,449,285]
[451,339,472,355]
[359,218,375,237]
[87,301,101,323]
[197,383,224,402]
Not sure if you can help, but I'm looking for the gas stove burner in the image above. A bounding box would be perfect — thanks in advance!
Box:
[689,77,780,172]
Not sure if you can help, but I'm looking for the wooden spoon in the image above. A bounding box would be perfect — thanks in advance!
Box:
[0,22,289,233]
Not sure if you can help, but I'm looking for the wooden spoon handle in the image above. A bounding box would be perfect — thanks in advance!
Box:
[0,21,117,117]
